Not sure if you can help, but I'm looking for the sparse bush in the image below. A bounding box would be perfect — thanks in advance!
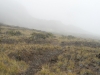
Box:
[31,32,54,40]
[31,32,47,39]
[0,29,1,34]
[61,35,67,39]
[67,35,75,39]
[46,32,55,38]
[6,30,22,36]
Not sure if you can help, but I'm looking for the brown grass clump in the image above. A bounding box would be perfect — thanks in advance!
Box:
[0,52,28,75]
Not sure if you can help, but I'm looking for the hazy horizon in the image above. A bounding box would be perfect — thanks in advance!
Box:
[0,0,100,36]
[18,0,100,36]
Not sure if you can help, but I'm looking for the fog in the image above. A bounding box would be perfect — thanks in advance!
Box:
[0,0,100,38]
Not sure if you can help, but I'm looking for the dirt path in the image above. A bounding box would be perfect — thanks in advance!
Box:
[19,49,64,75]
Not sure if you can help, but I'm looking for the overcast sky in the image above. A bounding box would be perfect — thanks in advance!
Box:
[1,0,100,36]
[16,0,100,35]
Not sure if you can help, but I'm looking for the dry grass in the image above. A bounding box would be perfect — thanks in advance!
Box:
[0,24,100,75]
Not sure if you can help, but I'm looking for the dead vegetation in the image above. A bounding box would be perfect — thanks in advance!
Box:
[0,24,100,75]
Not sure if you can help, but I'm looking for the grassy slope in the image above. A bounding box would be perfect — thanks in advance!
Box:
[0,24,100,75]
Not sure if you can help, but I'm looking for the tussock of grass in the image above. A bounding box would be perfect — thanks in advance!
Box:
[35,64,67,75]
[0,53,28,75]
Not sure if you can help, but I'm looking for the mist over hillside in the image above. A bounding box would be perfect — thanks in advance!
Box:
[0,0,100,39]
[0,1,100,75]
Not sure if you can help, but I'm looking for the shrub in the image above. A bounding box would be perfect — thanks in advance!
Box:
[67,35,75,39]
[6,30,22,36]
[61,35,67,39]
[31,32,54,40]
[0,28,2,34]
[46,33,55,38]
